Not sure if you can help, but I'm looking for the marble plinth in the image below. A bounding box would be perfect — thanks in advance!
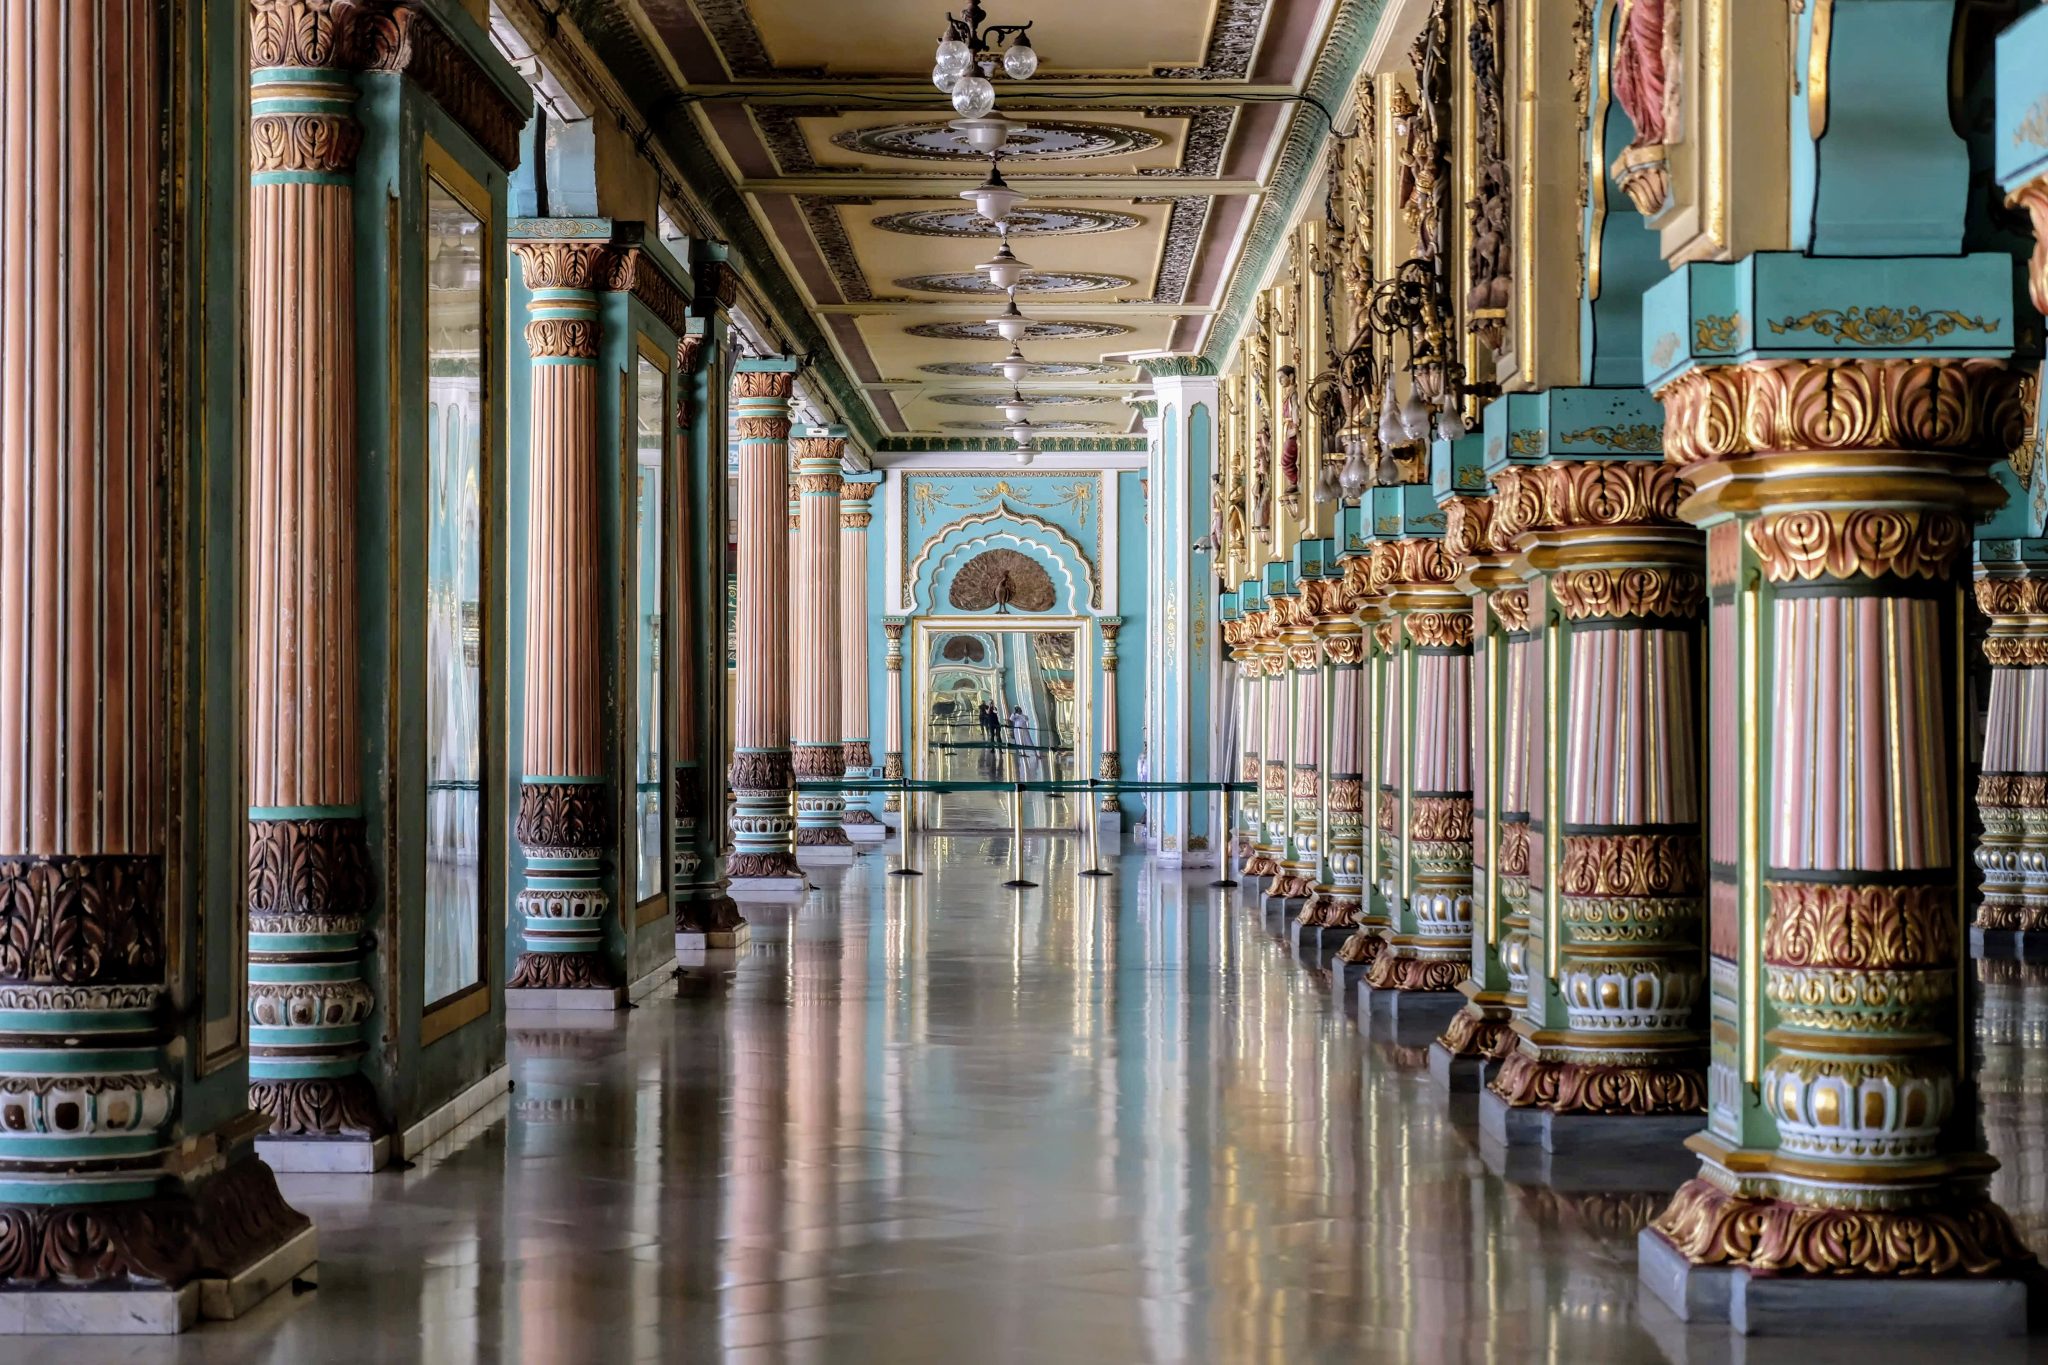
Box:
[1639,1227,2030,1336]
[796,845,856,867]
[259,1133,389,1173]
[1426,1040,1491,1094]
[677,923,752,954]
[1478,1089,1704,1154]
[729,876,809,899]
[0,1284,199,1335]
[506,985,628,1011]
[199,1225,318,1322]
[845,823,889,843]
[1357,981,1463,1048]
[1972,925,2048,961]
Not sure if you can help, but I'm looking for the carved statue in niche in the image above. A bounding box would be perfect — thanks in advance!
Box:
[1465,0,1511,352]
[1247,300,1273,533]
[1278,365,1301,514]
[1252,408,1273,532]
[1392,75,1444,263]
[1609,0,1678,216]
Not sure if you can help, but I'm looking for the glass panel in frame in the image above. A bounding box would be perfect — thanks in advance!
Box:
[633,356,666,902]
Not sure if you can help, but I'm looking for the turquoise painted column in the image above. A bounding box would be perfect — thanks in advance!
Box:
[1145,360,1220,866]
[792,430,852,856]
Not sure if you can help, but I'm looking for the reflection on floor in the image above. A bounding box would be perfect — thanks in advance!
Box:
[38,836,2048,1362]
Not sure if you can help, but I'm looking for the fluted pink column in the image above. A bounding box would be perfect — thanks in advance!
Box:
[840,479,883,831]
[245,0,384,1143]
[792,435,850,849]
[509,239,616,989]
[728,362,800,879]
[0,0,309,1289]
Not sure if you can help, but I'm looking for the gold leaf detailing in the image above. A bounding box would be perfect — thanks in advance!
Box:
[1559,834,1702,897]
[1767,306,2000,346]
[524,319,597,359]
[1762,881,1954,969]
[1551,566,1704,621]
[1648,1179,2030,1276]
[1747,507,1967,583]
[1694,313,1742,353]
[1557,423,1663,453]
[1489,1051,1705,1115]
[1404,611,1474,649]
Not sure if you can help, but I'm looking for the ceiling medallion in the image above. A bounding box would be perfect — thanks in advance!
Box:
[872,206,1142,238]
[932,391,1101,407]
[906,319,1131,342]
[896,270,1135,296]
[920,360,1121,378]
[833,119,1163,162]
[944,420,1115,432]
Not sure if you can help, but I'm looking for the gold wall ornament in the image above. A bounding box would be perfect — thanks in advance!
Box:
[1975,575,2048,618]
[1648,1179,2032,1276]
[1694,313,1744,353]
[1558,423,1664,453]
[1443,495,1495,568]
[1984,637,2048,667]
[1487,468,1554,547]
[1747,507,1969,583]
[1368,538,1460,592]
[1405,610,1475,649]
[1498,459,1682,531]
[1656,357,2030,468]
[1507,428,1548,457]
[1766,306,2001,346]
[1551,566,1705,621]
[1762,881,1955,969]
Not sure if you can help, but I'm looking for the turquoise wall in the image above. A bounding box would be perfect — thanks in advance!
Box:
[1116,470,1149,824]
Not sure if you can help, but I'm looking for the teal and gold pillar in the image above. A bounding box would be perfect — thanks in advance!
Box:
[1363,486,1473,993]
[1973,543,2048,942]
[1244,604,1288,883]
[1639,255,2029,1306]
[1481,399,1708,1123]
[1302,575,1366,931]
[882,618,907,815]
[1335,549,1393,966]
[840,478,887,837]
[1269,584,1318,904]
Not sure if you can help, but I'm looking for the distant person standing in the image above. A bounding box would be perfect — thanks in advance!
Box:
[979,700,1001,745]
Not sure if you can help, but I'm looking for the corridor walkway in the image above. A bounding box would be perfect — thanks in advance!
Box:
[40,838,2048,1363]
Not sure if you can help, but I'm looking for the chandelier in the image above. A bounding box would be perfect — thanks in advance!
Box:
[931,3,1047,463]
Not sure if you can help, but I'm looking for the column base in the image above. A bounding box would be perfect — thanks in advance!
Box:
[0,1155,313,1335]
[1358,980,1464,1048]
[1479,1087,1704,1153]
[1637,1226,2031,1336]
[258,1133,390,1174]
[726,852,802,880]
[844,821,890,843]
[795,827,854,848]
[505,985,627,1011]
[1435,1004,1516,1062]
[1364,945,1465,992]
[1426,1040,1495,1094]
[1333,927,1387,965]
[507,951,619,993]
[1488,1046,1708,1117]
[1970,923,2048,961]
[1289,919,1355,957]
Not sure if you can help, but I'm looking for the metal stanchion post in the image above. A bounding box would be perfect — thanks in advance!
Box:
[1003,781,1037,889]
[1081,779,1111,877]
[890,781,923,877]
[1211,782,1240,888]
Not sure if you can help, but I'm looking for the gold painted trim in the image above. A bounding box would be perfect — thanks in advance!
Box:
[1808,0,1835,141]
[1486,625,1500,946]
[421,135,497,1019]
[421,979,490,1047]
[1741,570,1760,1088]
[1586,0,1614,302]
[622,335,672,922]
[1546,608,1561,981]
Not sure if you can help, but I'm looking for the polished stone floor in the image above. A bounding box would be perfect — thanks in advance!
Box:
[33,836,2048,1362]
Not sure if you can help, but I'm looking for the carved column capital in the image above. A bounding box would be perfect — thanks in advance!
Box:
[512,240,614,292]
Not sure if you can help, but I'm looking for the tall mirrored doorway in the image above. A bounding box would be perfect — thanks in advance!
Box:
[913,621,1087,831]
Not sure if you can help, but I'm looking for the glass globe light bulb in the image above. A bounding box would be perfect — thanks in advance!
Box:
[1435,400,1468,442]
[990,294,1030,342]
[932,64,960,93]
[977,240,1033,292]
[1376,384,1404,449]
[1014,444,1037,466]
[999,348,1031,383]
[1003,391,1030,423]
[1004,418,1033,444]
[1002,32,1039,80]
[935,37,972,75]
[951,74,996,120]
[961,160,1026,226]
[1399,389,1431,442]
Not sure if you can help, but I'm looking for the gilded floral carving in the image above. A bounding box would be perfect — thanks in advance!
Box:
[0,855,164,986]
[1551,566,1704,621]
[1411,797,1473,842]
[1650,1178,2030,1276]
[1490,587,1532,634]
[1766,306,2000,347]
[1405,610,1475,649]
[1747,507,1968,583]
[1657,358,2029,469]
[250,113,361,174]
[1558,834,1701,898]
[512,241,614,291]
[524,319,598,360]
[1762,881,1954,969]
[1490,1051,1705,1115]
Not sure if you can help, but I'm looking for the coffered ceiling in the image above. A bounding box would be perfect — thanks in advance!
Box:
[575,0,1361,444]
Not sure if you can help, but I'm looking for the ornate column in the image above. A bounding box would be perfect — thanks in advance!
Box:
[1485,451,1707,1120]
[0,0,312,1316]
[792,433,851,856]
[882,618,907,814]
[1435,490,1521,1065]
[1364,521,1475,994]
[245,0,384,1150]
[1228,602,1268,868]
[1247,608,1289,881]
[506,238,618,996]
[839,478,885,837]
[1336,552,1394,966]
[728,360,802,883]
[1973,545,2048,942]
[1271,588,1320,903]
[1098,618,1124,818]
[670,305,748,948]
[1641,343,2029,1297]
[1302,586,1365,930]
[1144,362,1220,864]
